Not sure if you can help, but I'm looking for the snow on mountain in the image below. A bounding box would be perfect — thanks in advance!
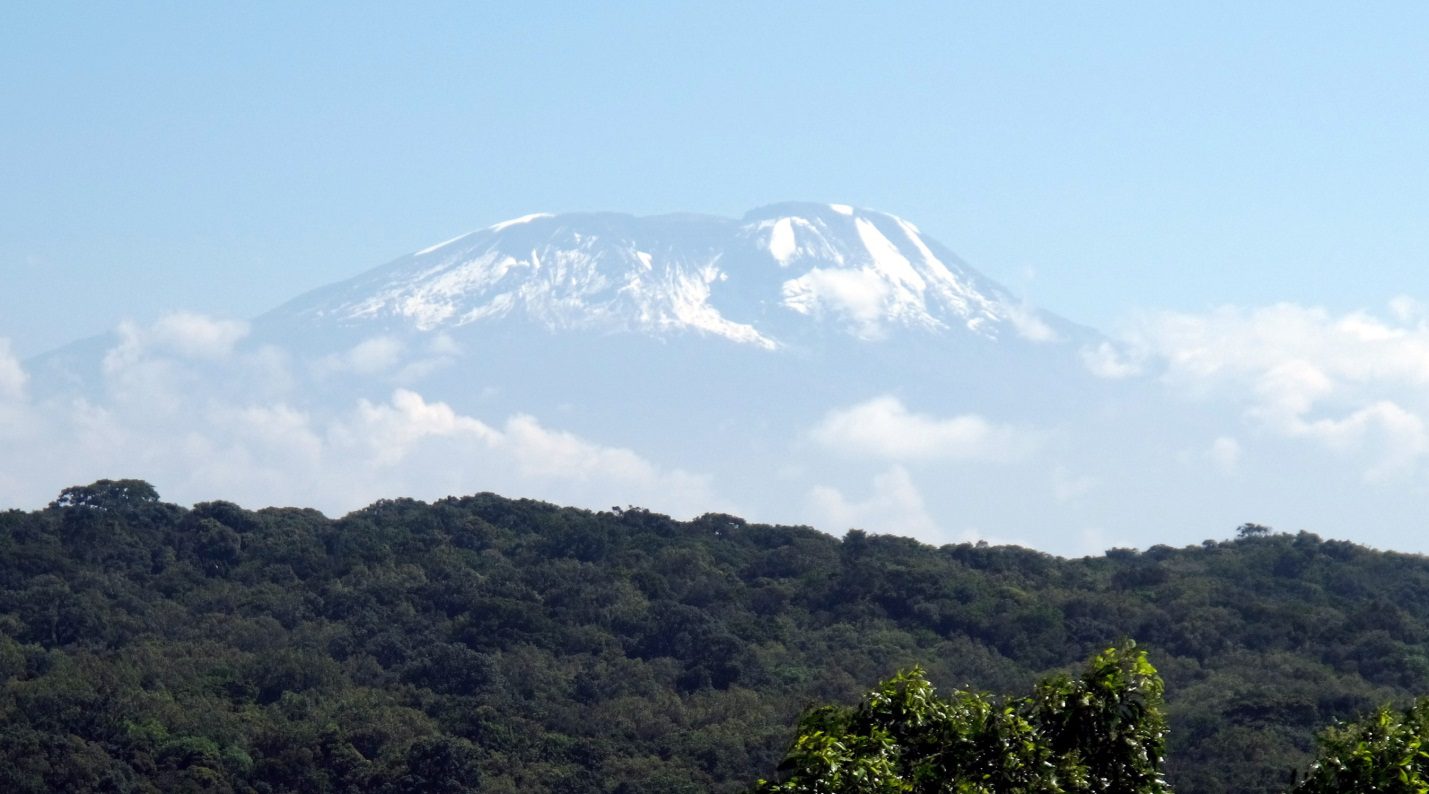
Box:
[265,203,1074,349]
[743,204,1017,341]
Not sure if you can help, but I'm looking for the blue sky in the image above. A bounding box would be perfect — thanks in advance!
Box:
[5,2,1429,356]
[8,2,1429,551]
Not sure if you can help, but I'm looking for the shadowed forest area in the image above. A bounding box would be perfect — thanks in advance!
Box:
[3,480,1429,792]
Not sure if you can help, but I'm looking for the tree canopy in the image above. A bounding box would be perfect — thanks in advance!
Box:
[757,643,1169,793]
[1292,698,1429,793]
[2,481,1429,791]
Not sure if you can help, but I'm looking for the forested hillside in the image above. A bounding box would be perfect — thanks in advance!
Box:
[3,480,1429,792]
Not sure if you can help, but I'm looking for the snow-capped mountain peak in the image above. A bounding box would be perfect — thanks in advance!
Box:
[739,203,1017,341]
[267,203,1069,349]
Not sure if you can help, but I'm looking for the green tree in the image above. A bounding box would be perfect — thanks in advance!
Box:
[753,642,1171,793]
[1292,698,1429,793]
[49,479,159,510]
[1236,523,1273,540]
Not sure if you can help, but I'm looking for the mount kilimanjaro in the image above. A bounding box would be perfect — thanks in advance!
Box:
[259,202,1087,351]
[17,202,1184,555]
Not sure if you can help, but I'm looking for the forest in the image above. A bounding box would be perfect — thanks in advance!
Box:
[4,479,1429,792]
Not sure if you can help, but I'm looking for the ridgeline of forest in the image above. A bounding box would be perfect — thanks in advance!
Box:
[3,480,1429,793]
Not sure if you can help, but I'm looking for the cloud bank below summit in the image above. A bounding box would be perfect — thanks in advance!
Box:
[811,396,1037,463]
[1,315,719,520]
[8,294,1429,555]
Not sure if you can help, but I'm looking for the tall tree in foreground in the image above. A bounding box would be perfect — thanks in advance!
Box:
[752,642,1171,793]
[1291,698,1429,793]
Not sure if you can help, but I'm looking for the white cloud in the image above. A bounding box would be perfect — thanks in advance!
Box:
[2,318,720,519]
[0,339,32,443]
[326,390,710,494]
[151,312,250,359]
[100,356,188,418]
[0,339,27,402]
[1141,303,1429,387]
[1003,302,1059,343]
[427,333,460,356]
[335,336,407,376]
[227,403,324,463]
[811,395,1036,462]
[504,414,645,480]
[6,364,720,516]
[237,345,299,399]
[782,268,892,339]
[1389,295,1425,324]
[1077,527,1110,556]
[316,334,460,382]
[1207,436,1242,473]
[1052,465,1097,501]
[1135,301,1429,476]
[97,314,253,417]
[951,526,1035,549]
[1295,401,1428,480]
[398,334,463,380]
[1081,340,1143,379]
[178,403,326,498]
[317,389,713,506]
[105,313,249,372]
[807,466,938,539]
[335,388,499,466]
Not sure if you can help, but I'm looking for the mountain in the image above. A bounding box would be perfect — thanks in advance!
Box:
[11,202,1225,556]
[258,202,1089,351]
[15,199,1429,561]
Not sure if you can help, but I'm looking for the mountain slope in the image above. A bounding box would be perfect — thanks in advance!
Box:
[259,202,1086,350]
